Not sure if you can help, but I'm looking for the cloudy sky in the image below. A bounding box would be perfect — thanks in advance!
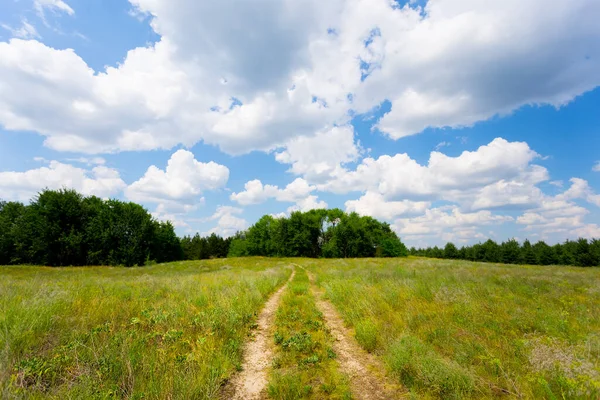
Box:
[1,0,599,246]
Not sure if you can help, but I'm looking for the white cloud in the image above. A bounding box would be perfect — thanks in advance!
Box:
[345,191,430,220]
[204,206,247,237]
[592,161,600,172]
[1,19,40,39]
[34,0,75,18]
[231,177,314,205]
[0,0,597,156]
[287,195,328,213]
[65,157,106,166]
[230,177,328,212]
[393,206,513,244]
[516,181,600,241]
[125,149,229,211]
[557,178,600,207]
[435,141,450,151]
[322,138,543,208]
[0,161,125,202]
[275,125,361,182]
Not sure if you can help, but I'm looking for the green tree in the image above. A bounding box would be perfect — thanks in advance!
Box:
[501,239,520,264]
[444,242,459,259]
[520,239,537,265]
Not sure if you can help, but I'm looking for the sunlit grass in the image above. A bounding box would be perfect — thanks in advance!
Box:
[3,257,600,399]
[0,258,291,399]
[268,268,352,399]
[304,257,600,399]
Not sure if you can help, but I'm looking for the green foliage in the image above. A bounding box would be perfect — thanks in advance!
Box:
[0,189,181,266]
[411,237,600,267]
[230,209,408,259]
[444,242,459,259]
[180,233,231,260]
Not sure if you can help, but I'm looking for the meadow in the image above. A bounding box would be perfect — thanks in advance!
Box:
[1,257,599,399]
[305,258,600,399]
[0,259,291,399]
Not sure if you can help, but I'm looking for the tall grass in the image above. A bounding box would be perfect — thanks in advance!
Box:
[268,268,351,399]
[305,257,600,399]
[0,258,291,399]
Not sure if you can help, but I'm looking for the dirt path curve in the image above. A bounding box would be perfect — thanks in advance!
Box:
[221,268,295,400]
[298,265,407,400]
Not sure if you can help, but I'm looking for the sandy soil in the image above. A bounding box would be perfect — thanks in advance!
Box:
[220,269,295,400]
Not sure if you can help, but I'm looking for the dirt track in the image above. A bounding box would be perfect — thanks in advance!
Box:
[305,267,407,400]
[221,269,295,400]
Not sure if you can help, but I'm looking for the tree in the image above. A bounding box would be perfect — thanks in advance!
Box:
[501,239,520,264]
[228,209,409,259]
[0,201,25,264]
[520,239,537,265]
[444,242,459,259]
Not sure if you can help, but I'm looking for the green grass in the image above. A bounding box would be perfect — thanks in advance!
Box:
[3,257,600,399]
[268,268,352,400]
[0,258,291,399]
[304,257,600,399]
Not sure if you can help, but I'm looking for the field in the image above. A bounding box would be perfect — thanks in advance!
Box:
[1,258,600,399]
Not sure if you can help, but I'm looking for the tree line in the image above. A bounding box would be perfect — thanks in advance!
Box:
[410,238,600,267]
[0,189,184,267]
[180,233,232,260]
[3,189,599,267]
[227,209,408,258]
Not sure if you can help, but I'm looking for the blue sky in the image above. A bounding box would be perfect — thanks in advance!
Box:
[1,0,599,246]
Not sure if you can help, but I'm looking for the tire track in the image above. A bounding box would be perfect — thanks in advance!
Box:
[301,265,407,400]
[221,268,295,400]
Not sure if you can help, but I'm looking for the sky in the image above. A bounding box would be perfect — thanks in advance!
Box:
[0,0,599,247]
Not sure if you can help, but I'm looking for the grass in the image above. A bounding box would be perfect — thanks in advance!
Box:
[268,268,352,399]
[0,258,291,399]
[2,257,600,399]
[304,257,600,399]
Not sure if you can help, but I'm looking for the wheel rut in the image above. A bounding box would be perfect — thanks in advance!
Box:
[301,265,407,400]
[221,268,295,400]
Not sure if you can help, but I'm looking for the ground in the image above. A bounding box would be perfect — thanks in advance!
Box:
[1,257,599,399]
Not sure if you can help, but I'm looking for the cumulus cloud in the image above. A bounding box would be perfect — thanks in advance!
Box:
[322,138,543,207]
[231,178,312,205]
[287,195,328,213]
[230,177,327,212]
[393,206,513,245]
[125,149,229,211]
[275,125,361,182]
[593,162,600,172]
[0,0,598,157]
[516,181,600,241]
[345,191,430,220]
[557,178,600,207]
[204,206,248,237]
[0,161,125,202]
